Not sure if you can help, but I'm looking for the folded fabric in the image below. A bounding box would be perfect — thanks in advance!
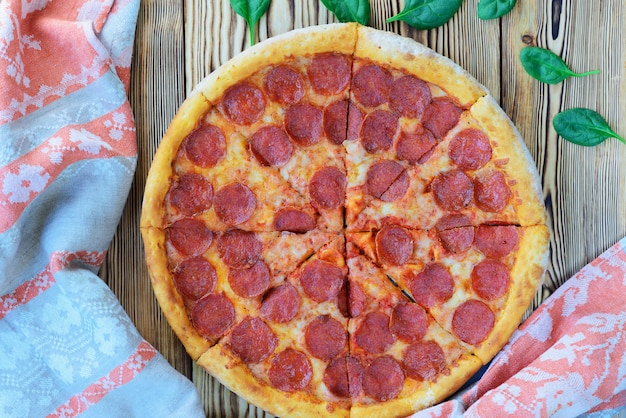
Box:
[0,1,204,416]
[413,237,626,417]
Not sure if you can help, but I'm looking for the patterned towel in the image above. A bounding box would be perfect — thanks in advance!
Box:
[0,1,204,416]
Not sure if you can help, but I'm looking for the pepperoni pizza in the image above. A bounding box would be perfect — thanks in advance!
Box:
[141,23,549,417]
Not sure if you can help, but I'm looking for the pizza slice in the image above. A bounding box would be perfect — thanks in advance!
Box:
[196,235,352,417]
[141,221,341,359]
[345,243,482,417]
[345,26,545,232]
[191,25,359,233]
[348,223,550,363]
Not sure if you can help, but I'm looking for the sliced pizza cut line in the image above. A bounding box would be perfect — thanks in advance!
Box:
[198,234,353,418]
[344,246,483,417]
[348,224,550,363]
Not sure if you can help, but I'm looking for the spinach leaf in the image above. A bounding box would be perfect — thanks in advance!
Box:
[553,108,625,147]
[230,0,271,45]
[386,0,463,30]
[477,0,516,20]
[321,0,370,25]
[520,47,600,84]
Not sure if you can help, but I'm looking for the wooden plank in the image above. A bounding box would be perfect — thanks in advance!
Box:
[503,1,626,309]
[100,0,192,375]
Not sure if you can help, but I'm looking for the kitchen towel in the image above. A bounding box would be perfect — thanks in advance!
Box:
[0,1,204,416]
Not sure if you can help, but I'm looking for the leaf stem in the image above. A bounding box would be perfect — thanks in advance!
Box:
[574,69,601,78]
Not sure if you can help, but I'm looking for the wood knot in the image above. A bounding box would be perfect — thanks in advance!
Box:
[521,34,535,45]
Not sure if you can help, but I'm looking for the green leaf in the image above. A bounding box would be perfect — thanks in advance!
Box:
[230,0,271,45]
[553,108,625,147]
[520,47,600,84]
[386,0,463,30]
[321,0,370,25]
[477,0,516,20]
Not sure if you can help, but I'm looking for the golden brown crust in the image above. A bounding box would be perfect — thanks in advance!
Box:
[198,332,350,418]
[350,354,481,418]
[140,92,210,229]
[470,95,547,227]
[140,227,213,359]
[473,225,550,362]
[354,25,487,108]
[196,23,358,104]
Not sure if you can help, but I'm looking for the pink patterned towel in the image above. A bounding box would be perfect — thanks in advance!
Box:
[414,237,626,417]
[0,1,204,416]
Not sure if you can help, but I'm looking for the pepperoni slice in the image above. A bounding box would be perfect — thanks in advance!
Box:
[268,348,312,392]
[471,259,510,301]
[249,126,293,167]
[349,281,367,318]
[396,128,437,164]
[300,260,344,303]
[167,219,213,257]
[431,169,473,211]
[361,110,399,153]
[452,299,495,345]
[422,98,463,139]
[309,166,346,210]
[191,293,235,340]
[449,128,492,171]
[475,225,518,258]
[323,356,363,398]
[439,227,475,253]
[213,182,256,225]
[323,100,364,144]
[230,317,278,364]
[352,64,392,108]
[183,124,226,168]
[220,82,265,125]
[305,315,347,361]
[436,214,475,254]
[217,229,263,269]
[403,341,446,381]
[365,160,409,202]
[168,173,213,216]
[307,53,351,95]
[362,356,404,401]
[390,75,432,118]
[284,102,323,146]
[264,65,305,105]
[273,208,316,233]
[354,312,395,354]
[172,256,217,300]
[474,169,512,213]
[228,260,270,298]
[390,303,429,343]
[376,225,413,266]
[260,283,301,323]
[407,263,454,308]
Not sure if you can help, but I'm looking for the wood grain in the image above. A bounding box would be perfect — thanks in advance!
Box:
[100,0,626,416]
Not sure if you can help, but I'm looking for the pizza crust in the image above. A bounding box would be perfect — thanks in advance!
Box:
[196,23,358,104]
[472,225,550,363]
[354,25,487,108]
[140,92,211,229]
[350,353,481,418]
[140,227,213,359]
[197,343,350,418]
[470,95,546,227]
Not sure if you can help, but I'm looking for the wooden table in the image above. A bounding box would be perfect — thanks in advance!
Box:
[100,1,626,416]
